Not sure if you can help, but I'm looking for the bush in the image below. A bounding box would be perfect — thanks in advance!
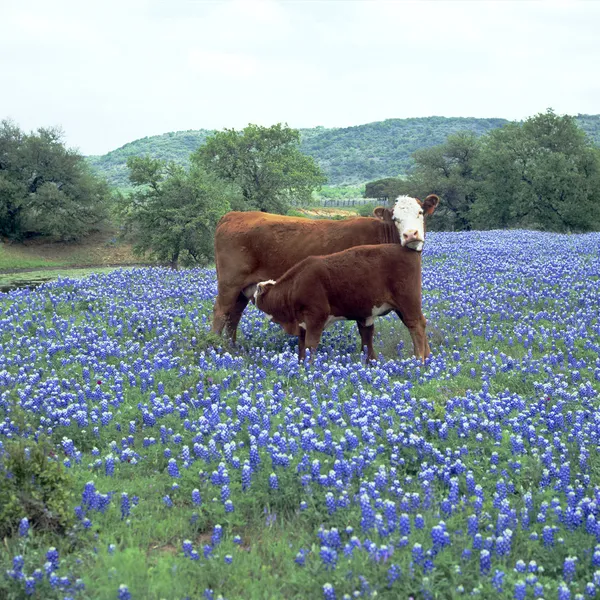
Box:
[0,437,75,537]
[357,202,378,217]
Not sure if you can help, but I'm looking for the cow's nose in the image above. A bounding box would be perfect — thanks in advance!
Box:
[403,230,421,243]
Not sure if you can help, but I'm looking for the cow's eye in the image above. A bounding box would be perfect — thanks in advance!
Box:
[418,211,424,216]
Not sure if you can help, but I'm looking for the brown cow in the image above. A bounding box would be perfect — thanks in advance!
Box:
[254,242,429,362]
[212,194,439,343]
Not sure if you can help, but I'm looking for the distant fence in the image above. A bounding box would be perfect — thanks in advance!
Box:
[291,198,388,208]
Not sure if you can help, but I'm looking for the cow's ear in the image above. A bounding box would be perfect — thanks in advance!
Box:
[373,207,394,222]
[421,194,440,216]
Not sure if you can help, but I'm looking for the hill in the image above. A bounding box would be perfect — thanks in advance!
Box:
[87,114,600,187]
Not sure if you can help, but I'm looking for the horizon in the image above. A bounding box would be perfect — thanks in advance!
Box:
[89,111,598,157]
[2,0,599,155]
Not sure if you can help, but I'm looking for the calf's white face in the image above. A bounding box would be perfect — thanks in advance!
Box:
[392,195,426,251]
[254,280,276,304]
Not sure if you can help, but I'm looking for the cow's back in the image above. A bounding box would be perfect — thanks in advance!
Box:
[214,211,387,286]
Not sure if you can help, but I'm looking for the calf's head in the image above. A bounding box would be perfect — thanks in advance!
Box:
[373,194,439,251]
[254,280,276,309]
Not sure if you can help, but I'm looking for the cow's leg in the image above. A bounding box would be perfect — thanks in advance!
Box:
[212,285,247,342]
[356,320,377,362]
[224,293,250,344]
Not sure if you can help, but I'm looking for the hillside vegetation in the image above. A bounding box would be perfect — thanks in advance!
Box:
[87,115,600,187]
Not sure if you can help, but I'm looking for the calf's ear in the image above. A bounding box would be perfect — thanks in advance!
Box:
[421,194,440,215]
[373,207,394,222]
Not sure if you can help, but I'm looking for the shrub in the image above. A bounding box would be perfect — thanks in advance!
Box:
[0,437,75,537]
[357,203,378,217]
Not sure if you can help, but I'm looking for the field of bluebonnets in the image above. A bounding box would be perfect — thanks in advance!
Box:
[1,229,600,600]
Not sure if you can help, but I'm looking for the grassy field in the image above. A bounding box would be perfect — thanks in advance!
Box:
[0,230,152,272]
[1,230,600,599]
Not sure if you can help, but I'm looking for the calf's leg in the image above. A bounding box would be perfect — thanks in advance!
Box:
[356,321,377,362]
[302,317,327,363]
[298,328,307,361]
[396,311,428,362]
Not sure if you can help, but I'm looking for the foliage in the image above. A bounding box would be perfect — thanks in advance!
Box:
[116,156,236,267]
[1,231,600,598]
[86,129,213,188]
[367,111,600,232]
[409,131,481,231]
[0,435,75,538]
[88,115,600,189]
[356,202,378,217]
[471,110,600,231]
[315,184,365,201]
[195,123,326,214]
[364,177,412,202]
[0,120,110,240]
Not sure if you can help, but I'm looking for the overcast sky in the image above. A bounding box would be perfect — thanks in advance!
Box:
[2,0,599,155]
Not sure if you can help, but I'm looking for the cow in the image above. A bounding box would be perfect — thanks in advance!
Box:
[253,242,430,363]
[211,194,439,344]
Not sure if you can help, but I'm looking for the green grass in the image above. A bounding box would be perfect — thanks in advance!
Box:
[0,247,64,270]
[0,267,136,290]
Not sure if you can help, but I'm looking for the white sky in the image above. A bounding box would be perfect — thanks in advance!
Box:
[2,0,599,155]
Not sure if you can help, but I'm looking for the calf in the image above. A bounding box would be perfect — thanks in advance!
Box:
[254,243,430,363]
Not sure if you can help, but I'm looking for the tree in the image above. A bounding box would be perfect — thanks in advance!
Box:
[0,120,109,240]
[195,123,326,214]
[408,132,481,230]
[363,177,412,203]
[471,110,600,231]
[117,156,237,268]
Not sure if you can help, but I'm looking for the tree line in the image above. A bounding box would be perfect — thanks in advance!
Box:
[2,110,599,268]
[88,114,600,188]
[364,110,600,232]
[0,121,110,240]
[1,120,326,267]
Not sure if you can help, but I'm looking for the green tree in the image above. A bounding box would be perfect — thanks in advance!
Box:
[196,123,326,213]
[117,156,236,268]
[0,120,109,240]
[409,132,481,230]
[364,177,412,202]
[471,110,600,231]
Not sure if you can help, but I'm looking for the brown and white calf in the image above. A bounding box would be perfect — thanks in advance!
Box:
[254,243,430,363]
[212,194,439,343]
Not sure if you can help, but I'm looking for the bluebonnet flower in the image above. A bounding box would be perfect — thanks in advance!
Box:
[558,583,571,600]
[492,570,504,592]
[514,581,526,600]
[46,547,59,570]
[212,524,222,546]
[167,458,180,478]
[564,556,577,582]
[118,584,131,600]
[105,455,115,477]
[480,550,491,575]
[19,517,29,537]
[120,493,130,519]
[320,546,337,570]
[323,583,336,600]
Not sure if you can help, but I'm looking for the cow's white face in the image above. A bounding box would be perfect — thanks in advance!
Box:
[392,195,426,251]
